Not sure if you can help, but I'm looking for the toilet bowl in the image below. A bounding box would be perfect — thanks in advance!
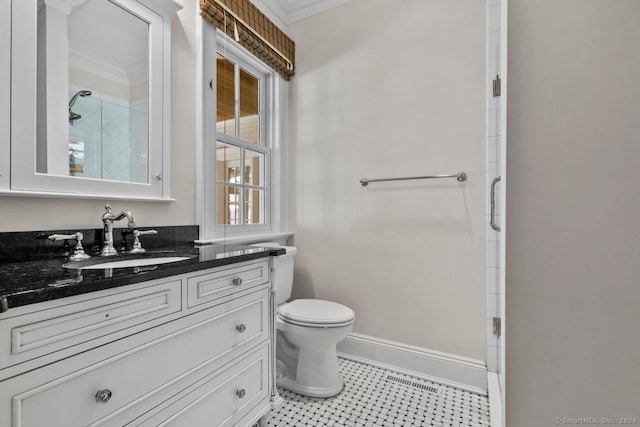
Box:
[276,299,354,397]
[253,243,355,398]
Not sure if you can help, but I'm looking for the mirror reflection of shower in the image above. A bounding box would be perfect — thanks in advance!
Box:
[68,90,92,125]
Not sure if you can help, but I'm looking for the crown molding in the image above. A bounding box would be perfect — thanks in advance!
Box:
[39,0,88,15]
[260,0,351,24]
[69,44,148,87]
[137,0,183,17]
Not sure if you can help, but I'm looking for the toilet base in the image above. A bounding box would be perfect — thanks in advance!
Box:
[275,331,347,398]
[277,375,344,398]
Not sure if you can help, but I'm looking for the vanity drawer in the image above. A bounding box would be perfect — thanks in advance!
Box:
[0,278,182,368]
[0,289,269,427]
[133,343,270,427]
[187,260,269,308]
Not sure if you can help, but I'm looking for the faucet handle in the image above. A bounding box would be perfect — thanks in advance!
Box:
[48,232,91,261]
[129,229,158,254]
[48,233,80,242]
[135,229,158,237]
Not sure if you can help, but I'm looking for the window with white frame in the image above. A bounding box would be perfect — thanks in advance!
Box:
[201,28,286,240]
[215,51,268,227]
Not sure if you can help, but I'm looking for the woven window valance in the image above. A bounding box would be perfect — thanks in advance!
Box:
[200,0,295,80]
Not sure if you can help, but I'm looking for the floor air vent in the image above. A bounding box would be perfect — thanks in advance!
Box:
[385,374,441,395]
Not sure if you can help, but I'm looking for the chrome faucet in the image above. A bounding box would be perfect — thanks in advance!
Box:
[101,204,136,256]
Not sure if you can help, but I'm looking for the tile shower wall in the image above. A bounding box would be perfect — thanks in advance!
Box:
[69,89,148,183]
[129,98,149,183]
[486,0,502,374]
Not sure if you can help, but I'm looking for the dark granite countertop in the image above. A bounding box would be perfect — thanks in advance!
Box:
[0,227,284,312]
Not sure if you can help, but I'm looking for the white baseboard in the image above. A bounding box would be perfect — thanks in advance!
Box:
[337,333,488,395]
[487,372,503,427]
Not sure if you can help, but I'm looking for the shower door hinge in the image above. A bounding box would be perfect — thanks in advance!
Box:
[492,317,502,337]
[492,75,501,97]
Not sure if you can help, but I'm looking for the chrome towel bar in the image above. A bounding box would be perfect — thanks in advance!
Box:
[359,172,467,187]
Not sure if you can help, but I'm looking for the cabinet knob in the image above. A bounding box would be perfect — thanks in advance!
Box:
[236,388,246,399]
[95,389,113,404]
[231,277,243,286]
[236,323,246,333]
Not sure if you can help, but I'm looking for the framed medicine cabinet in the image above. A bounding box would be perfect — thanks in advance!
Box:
[0,0,181,200]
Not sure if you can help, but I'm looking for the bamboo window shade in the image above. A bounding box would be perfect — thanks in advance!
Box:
[200,0,295,80]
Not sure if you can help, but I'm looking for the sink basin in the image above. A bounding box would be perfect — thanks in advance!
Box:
[63,255,194,270]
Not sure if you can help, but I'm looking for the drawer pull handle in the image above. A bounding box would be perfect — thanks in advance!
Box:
[236,388,246,399]
[95,389,113,404]
[232,277,243,286]
[236,323,246,333]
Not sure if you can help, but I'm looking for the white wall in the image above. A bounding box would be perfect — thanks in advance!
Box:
[288,0,487,360]
[507,0,640,423]
[0,2,198,231]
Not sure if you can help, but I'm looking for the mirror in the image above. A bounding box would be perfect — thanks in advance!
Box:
[37,0,149,183]
[5,0,181,200]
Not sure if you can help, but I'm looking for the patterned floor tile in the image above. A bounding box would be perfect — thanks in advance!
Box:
[265,357,491,426]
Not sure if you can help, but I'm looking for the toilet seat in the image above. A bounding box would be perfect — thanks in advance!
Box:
[278,299,355,328]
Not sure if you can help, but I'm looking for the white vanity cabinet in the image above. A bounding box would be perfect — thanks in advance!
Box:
[0,259,276,427]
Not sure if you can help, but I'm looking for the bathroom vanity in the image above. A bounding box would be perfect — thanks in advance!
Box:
[0,241,283,427]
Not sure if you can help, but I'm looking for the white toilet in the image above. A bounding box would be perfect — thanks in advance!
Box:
[261,243,355,398]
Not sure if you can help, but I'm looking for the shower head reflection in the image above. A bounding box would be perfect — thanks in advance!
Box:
[68,90,92,124]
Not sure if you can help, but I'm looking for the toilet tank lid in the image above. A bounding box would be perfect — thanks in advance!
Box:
[251,242,297,255]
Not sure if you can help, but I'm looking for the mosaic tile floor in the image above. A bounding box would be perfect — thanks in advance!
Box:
[264,357,491,426]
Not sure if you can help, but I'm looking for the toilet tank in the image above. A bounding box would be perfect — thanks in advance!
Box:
[252,243,297,305]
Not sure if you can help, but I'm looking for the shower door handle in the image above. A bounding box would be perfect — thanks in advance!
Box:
[490,176,501,232]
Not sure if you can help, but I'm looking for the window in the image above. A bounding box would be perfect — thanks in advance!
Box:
[200,28,287,241]
[215,53,268,226]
